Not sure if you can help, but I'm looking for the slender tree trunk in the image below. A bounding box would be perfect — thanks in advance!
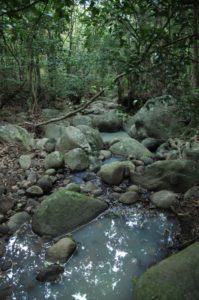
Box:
[192,0,199,88]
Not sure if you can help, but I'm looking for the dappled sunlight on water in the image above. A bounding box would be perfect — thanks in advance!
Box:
[1,207,177,300]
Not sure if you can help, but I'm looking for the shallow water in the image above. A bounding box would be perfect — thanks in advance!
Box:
[1,207,177,300]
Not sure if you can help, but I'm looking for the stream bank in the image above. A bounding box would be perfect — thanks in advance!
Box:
[0,95,199,299]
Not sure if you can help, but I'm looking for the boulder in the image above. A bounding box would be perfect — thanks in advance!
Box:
[64,148,90,171]
[46,237,76,263]
[132,160,199,193]
[92,110,123,132]
[134,242,199,300]
[44,151,64,170]
[44,124,68,140]
[183,142,199,161]
[0,125,34,150]
[126,95,184,140]
[119,191,139,205]
[77,125,103,152]
[32,190,108,237]
[141,137,163,152]
[36,264,64,282]
[57,126,91,153]
[37,176,53,194]
[110,138,154,164]
[184,186,199,201]
[71,115,92,127]
[26,185,43,197]
[101,131,130,144]
[44,139,56,153]
[98,161,135,185]
[19,155,32,170]
[150,190,179,209]
[7,212,30,232]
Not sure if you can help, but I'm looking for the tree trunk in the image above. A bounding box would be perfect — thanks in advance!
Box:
[192,0,199,88]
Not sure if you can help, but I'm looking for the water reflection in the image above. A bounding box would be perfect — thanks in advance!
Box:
[0,207,177,300]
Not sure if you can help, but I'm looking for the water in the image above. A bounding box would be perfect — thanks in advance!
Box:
[0,207,177,300]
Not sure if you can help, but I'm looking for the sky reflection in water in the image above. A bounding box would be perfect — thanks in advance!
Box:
[1,207,177,300]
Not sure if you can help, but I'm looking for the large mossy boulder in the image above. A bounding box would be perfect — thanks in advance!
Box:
[71,115,92,127]
[0,125,34,150]
[126,95,184,140]
[92,110,123,132]
[110,138,154,164]
[98,161,135,185]
[57,126,91,152]
[132,160,199,193]
[32,190,108,237]
[77,125,103,152]
[134,242,199,300]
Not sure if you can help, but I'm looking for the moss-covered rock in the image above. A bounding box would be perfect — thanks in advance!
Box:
[132,160,199,193]
[64,148,90,171]
[0,125,34,150]
[134,242,199,300]
[110,138,154,164]
[32,190,108,237]
[98,161,135,185]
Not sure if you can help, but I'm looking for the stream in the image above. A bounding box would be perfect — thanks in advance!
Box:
[1,206,177,300]
[0,132,179,299]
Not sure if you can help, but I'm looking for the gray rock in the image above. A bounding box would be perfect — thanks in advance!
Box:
[44,151,64,170]
[77,125,103,152]
[44,139,56,153]
[44,124,68,140]
[150,190,179,209]
[183,142,199,161]
[128,185,139,192]
[37,176,53,194]
[126,95,184,140]
[184,186,199,201]
[19,155,32,170]
[110,138,154,164]
[0,125,34,150]
[36,264,64,282]
[7,212,30,232]
[80,182,98,194]
[141,138,163,152]
[57,126,91,153]
[132,160,199,193]
[92,110,124,132]
[32,190,108,237]
[98,161,135,185]
[119,191,139,205]
[0,197,14,214]
[35,138,49,150]
[134,242,199,300]
[99,150,112,160]
[64,148,90,171]
[45,169,56,176]
[46,237,76,263]
[65,183,81,193]
[26,185,43,196]
[71,115,92,127]
[27,172,38,184]
[101,131,130,144]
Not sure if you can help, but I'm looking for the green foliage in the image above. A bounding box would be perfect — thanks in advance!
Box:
[0,0,198,112]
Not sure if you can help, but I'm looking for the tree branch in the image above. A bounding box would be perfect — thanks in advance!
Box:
[25,89,105,128]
